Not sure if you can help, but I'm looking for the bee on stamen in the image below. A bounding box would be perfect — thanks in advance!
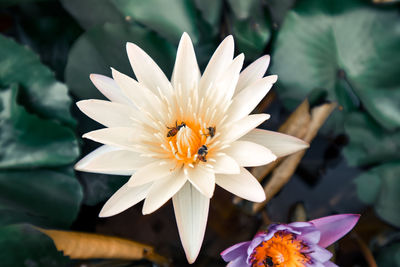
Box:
[204,126,216,138]
[264,256,275,266]
[166,121,186,137]
[197,145,208,162]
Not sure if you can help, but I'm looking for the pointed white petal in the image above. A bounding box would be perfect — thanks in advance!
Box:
[77,100,136,128]
[223,114,270,142]
[235,55,272,95]
[111,68,161,113]
[173,182,210,263]
[216,53,244,104]
[75,145,133,175]
[172,33,200,92]
[76,148,152,175]
[199,35,234,94]
[211,154,240,174]
[82,127,139,151]
[185,166,215,198]
[228,77,274,122]
[126,42,173,96]
[216,167,266,202]
[223,141,277,167]
[90,74,131,105]
[240,129,309,157]
[142,171,187,215]
[128,160,176,187]
[99,182,151,217]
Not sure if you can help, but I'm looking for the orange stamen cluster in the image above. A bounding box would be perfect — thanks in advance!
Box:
[250,231,311,267]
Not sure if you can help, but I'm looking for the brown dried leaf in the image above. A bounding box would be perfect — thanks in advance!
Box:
[252,102,337,213]
[36,227,169,266]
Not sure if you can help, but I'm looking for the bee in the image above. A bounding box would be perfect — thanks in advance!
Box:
[205,126,216,138]
[264,256,274,267]
[197,145,208,162]
[166,121,186,137]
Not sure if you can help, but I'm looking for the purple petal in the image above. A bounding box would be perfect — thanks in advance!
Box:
[246,235,266,256]
[227,255,249,267]
[310,214,360,247]
[288,224,321,244]
[323,261,338,267]
[288,221,313,228]
[221,241,251,262]
[307,245,333,262]
[307,260,325,267]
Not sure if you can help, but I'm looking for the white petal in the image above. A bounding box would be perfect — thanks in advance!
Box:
[185,166,215,198]
[173,182,210,263]
[240,129,309,157]
[199,35,234,95]
[172,33,201,92]
[211,154,240,174]
[82,127,139,151]
[223,141,277,167]
[127,160,176,187]
[111,68,161,113]
[223,113,270,142]
[235,55,272,95]
[75,145,132,175]
[142,171,187,215]
[227,77,275,122]
[126,42,173,97]
[76,148,152,175]
[77,100,136,128]
[99,182,151,217]
[216,167,266,202]
[89,74,132,105]
[216,53,244,104]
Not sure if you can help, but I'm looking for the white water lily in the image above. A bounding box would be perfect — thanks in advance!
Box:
[75,33,308,263]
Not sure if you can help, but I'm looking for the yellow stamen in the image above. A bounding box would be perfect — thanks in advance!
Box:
[250,231,311,267]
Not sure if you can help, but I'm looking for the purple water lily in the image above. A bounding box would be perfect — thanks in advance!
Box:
[221,214,360,267]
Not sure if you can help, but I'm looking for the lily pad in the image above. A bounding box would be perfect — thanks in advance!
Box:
[0,34,75,125]
[112,0,199,44]
[0,85,79,169]
[0,169,83,228]
[65,23,175,100]
[0,224,69,267]
[60,0,123,30]
[355,162,400,227]
[229,0,271,61]
[271,0,400,130]
[343,112,400,167]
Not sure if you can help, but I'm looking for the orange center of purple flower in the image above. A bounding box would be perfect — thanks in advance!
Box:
[250,231,312,267]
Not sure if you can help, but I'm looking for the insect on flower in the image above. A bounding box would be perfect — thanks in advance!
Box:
[167,121,186,137]
[75,32,310,263]
[196,145,208,162]
[221,214,360,267]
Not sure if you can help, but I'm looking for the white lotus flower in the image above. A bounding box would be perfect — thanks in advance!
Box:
[75,33,308,263]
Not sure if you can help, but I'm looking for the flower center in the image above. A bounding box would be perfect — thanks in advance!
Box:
[250,231,311,267]
[163,121,211,165]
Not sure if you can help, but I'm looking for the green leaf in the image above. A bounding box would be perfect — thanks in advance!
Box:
[0,224,69,267]
[230,1,271,61]
[65,23,175,100]
[270,0,400,130]
[0,34,75,125]
[112,0,199,44]
[355,162,400,227]
[194,0,223,30]
[343,112,400,166]
[0,86,79,169]
[227,0,255,20]
[0,169,83,228]
[60,0,124,30]
[375,163,400,227]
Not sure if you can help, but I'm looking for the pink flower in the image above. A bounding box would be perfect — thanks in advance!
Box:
[221,214,360,267]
